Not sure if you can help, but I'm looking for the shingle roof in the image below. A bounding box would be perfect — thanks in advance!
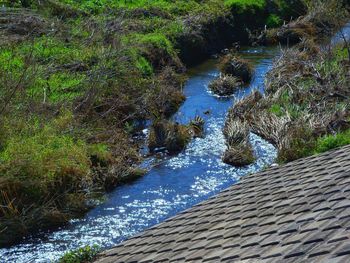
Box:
[96,145,350,263]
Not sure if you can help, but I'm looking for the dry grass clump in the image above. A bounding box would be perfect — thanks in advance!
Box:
[225,90,263,121]
[208,75,242,96]
[148,116,205,154]
[219,54,253,83]
[222,119,256,166]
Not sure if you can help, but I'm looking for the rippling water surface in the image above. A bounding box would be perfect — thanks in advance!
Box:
[1,46,281,262]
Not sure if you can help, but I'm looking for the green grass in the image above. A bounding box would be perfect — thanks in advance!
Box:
[266,14,282,28]
[315,129,350,154]
[224,0,266,11]
[29,72,87,103]
[0,115,90,182]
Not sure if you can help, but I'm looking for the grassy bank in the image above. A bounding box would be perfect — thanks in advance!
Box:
[224,0,350,165]
[0,0,311,246]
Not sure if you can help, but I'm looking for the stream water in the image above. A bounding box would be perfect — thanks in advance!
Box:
[2,23,350,262]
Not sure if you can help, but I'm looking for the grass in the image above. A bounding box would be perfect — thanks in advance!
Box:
[224,0,266,11]
[315,129,350,154]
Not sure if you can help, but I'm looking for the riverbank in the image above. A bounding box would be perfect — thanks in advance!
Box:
[0,0,312,246]
[224,1,350,165]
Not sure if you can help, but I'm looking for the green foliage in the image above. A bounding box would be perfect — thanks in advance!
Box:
[225,0,266,11]
[136,56,153,76]
[0,116,91,182]
[57,0,201,14]
[21,37,90,64]
[266,14,282,28]
[315,129,350,154]
[58,245,100,263]
[29,72,87,103]
[0,49,24,71]
[130,33,175,56]
[269,104,284,116]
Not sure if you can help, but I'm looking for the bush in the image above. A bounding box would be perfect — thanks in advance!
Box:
[315,129,350,153]
[58,245,100,263]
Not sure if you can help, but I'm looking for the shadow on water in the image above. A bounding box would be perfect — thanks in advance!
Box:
[3,23,350,261]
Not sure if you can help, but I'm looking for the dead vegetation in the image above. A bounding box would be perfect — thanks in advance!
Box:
[0,8,51,45]
[219,54,253,83]
[208,75,242,96]
[260,0,350,45]
[222,118,256,166]
[148,116,205,154]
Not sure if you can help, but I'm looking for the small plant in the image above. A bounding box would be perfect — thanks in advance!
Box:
[315,129,350,154]
[266,14,282,28]
[209,75,242,96]
[58,245,100,263]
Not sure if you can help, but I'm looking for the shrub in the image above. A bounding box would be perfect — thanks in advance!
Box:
[58,245,100,263]
[315,129,350,153]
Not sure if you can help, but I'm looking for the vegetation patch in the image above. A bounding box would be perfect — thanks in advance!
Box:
[148,116,204,154]
[219,54,253,83]
[58,245,100,263]
[209,75,242,96]
[224,23,350,164]
[223,118,256,166]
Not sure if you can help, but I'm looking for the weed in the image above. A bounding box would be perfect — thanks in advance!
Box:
[58,245,100,263]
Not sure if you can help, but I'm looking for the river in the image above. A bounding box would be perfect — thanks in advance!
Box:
[2,22,350,262]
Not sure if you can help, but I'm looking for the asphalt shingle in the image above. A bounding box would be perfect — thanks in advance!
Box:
[95,145,350,262]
